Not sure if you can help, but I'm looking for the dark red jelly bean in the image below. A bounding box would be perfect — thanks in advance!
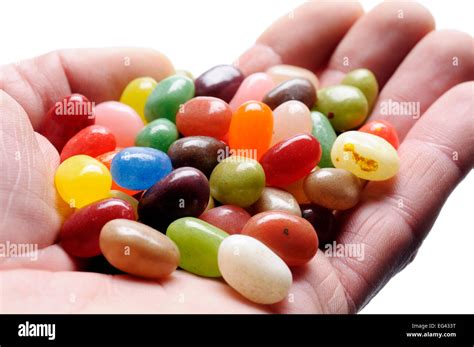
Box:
[300,204,336,249]
[199,205,251,235]
[194,65,244,102]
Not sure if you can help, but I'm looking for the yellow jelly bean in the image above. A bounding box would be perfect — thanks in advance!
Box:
[55,155,112,208]
[331,131,399,181]
[120,77,157,124]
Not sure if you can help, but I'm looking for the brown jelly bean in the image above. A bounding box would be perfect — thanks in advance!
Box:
[249,187,301,217]
[262,78,316,110]
[300,204,336,248]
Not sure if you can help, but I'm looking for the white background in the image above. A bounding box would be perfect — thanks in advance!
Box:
[0,0,472,313]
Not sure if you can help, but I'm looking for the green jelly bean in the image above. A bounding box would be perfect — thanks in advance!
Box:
[135,118,178,152]
[310,110,337,168]
[314,85,368,132]
[145,75,195,123]
[341,68,379,110]
[166,217,228,277]
[210,156,265,207]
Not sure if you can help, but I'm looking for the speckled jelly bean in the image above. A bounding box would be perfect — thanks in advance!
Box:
[218,235,292,304]
[135,118,178,152]
[145,75,195,123]
[229,72,275,111]
[109,190,139,218]
[266,64,319,90]
[55,155,112,208]
[200,205,251,235]
[271,100,312,146]
[138,168,210,231]
[260,134,321,187]
[96,150,140,196]
[167,217,228,277]
[331,131,400,180]
[310,111,337,168]
[194,65,244,102]
[342,68,379,110]
[110,147,172,191]
[210,156,265,207]
[359,119,399,149]
[262,78,316,110]
[249,187,301,217]
[100,219,180,279]
[60,198,135,257]
[120,77,158,124]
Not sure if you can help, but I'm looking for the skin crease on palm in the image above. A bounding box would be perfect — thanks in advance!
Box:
[0,2,473,314]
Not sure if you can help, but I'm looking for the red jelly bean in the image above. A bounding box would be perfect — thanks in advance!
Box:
[200,205,251,235]
[60,125,116,162]
[359,119,399,149]
[260,134,321,187]
[38,94,95,151]
[96,149,140,196]
[60,198,135,258]
[241,211,318,266]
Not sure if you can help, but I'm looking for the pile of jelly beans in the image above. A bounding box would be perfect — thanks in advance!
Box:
[49,63,400,305]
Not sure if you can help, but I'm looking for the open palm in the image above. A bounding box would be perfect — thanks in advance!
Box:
[0,2,472,313]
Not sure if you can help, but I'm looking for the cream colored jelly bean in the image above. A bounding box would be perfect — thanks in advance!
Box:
[331,131,399,181]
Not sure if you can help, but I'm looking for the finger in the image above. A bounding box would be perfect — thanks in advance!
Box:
[0,48,174,129]
[330,82,474,311]
[369,30,474,140]
[319,2,435,87]
[236,1,363,75]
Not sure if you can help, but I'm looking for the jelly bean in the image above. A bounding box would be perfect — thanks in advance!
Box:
[218,234,292,304]
[271,100,312,146]
[228,101,273,161]
[262,78,316,110]
[100,219,180,279]
[120,77,158,124]
[359,119,399,149]
[342,68,378,110]
[310,110,337,168]
[229,72,275,111]
[314,85,368,132]
[331,131,400,180]
[96,150,140,196]
[210,156,265,207]
[167,136,227,177]
[145,75,195,123]
[94,101,144,147]
[303,168,362,210]
[167,217,228,277]
[176,97,232,139]
[60,198,135,257]
[111,147,172,190]
[175,69,194,80]
[282,177,311,204]
[242,211,318,266]
[260,134,321,187]
[55,155,112,208]
[109,190,139,218]
[200,205,251,235]
[300,204,336,248]
[266,64,319,90]
[135,118,178,152]
[249,187,301,217]
[60,125,116,162]
[38,94,94,151]
[194,64,244,102]
[138,168,210,231]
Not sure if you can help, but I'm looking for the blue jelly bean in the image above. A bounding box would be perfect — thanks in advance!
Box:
[111,147,172,190]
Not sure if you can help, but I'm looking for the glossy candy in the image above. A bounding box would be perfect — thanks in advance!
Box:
[135,118,178,152]
[271,100,312,146]
[194,65,244,102]
[166,217,228,277]
[100,219,180,279]
[176,97,232,139]
[359,119,399,149]
[310,111,337,168]
[229,72,275,111]
[300,204,336,248]
[242,211,318,266]
[109,190,139,218]
[145,75,195,123]
[94,101,144,147]
[331,131,400,180]
[260,134,321,187]
[60,125,116,162]
[228,101,273,161]
[138,168,210,231]
[110,147,172,190]
[120,77,158,124]
[266,64,319,90]
[60,198,135,257]
[314,85,368,132]
[249,187,301,217]
[55,155,112,208]
[282,177,311,204]
[167,136,227,177]
[218,235,292,304]
[209,156,265,207]
[96,150,140,196]
[342,68,378,110]
[262,78,316,110]
[200,205,251,235]
[303,168,362,210]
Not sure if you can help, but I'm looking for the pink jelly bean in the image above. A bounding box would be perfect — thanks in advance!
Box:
[229,72,275,111]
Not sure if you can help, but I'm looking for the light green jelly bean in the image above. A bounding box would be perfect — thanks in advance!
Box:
[310,110,337,168]
[166,217,228,277]
[341,68,378,110]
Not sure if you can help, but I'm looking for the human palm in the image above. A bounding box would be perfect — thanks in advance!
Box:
[0,2,472,313]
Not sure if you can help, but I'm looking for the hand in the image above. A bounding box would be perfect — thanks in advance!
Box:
[0,2,472,313]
